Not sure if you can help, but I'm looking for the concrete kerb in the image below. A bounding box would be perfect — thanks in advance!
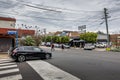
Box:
[0,52,10,59]
[40,46,107,52]
[94,48,106,52]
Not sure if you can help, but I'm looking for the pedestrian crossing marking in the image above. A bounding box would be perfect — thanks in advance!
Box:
[0,59,22,80]
[27,60,81,80]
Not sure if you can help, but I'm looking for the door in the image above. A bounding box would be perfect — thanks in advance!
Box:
[33,47,45,58]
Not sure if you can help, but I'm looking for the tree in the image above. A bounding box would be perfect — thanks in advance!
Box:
[61,36,70,43]
[80,32,97,43]
[42,36,70,44]
[41,36,46,42]
[52,36,61,43]
[46,36,52,42]
[32,35,42,46]
[24,36,35,46]
[97,31,105,34]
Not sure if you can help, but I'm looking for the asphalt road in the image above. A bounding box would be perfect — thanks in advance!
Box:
[17,62,43,80]
[44,48,120,80]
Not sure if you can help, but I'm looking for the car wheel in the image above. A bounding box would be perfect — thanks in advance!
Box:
[45,54,51,59]
[17,55,26,62]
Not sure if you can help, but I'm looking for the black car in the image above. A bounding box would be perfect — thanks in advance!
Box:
[9,46,52,62]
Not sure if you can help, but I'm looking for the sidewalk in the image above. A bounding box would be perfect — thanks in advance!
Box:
[94,48,106,51]
[40,46,107,52]
[0,52,9,59]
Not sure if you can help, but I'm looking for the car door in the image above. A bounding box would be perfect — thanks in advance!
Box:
[33,47,45,58]
[24,46,34,59]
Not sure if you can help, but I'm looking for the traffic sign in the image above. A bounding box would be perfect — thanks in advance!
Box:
[8,31,17,35]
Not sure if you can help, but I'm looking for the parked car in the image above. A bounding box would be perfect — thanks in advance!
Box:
[95,43,106,48]
[84,44,95,50]
[9,46,52,62]
[54,43,60,48]
[41,42,45,46]
[45,42,51,47]
[60,44,70,49]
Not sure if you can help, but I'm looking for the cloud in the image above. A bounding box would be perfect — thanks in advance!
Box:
[0,0,120,33]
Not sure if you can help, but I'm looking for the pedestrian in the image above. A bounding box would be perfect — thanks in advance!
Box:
[51,44,55,52]
[61,44,64,51]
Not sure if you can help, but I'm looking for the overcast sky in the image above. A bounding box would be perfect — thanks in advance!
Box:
[0,0,120,34]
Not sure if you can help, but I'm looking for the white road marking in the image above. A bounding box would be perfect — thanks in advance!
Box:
[0,69,19,75]
[0,59,22,80]
[0,63,16,66]
[0,65,17,69]
[0,59,13,64]
[27,60,81,80]
[0,74,22,80]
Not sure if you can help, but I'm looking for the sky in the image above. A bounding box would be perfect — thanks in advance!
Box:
[0,0,120,34]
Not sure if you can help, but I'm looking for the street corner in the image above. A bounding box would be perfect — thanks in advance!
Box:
[0,52,10,59]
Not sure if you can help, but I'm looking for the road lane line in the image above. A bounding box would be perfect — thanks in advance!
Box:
[27,60,81,80]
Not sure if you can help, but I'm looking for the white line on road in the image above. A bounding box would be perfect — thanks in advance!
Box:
[0,59,22,80]
[0,65,17,69]
[27,60,81,80]
[0,59,13,64]
[0,74,22,80]
[0,69,19,75]
[0,63,16,66]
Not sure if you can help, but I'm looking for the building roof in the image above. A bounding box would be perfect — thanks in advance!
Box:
[54,31,62,35]
[69,31,80,38]
[54,31,80,39]
[0,17,16,22]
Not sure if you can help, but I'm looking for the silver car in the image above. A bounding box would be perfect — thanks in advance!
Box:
[84,44,95,50]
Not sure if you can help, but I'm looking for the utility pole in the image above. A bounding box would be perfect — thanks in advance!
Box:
[104,8,110,47]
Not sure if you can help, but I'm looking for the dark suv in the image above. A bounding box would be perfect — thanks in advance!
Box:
[9,46,52,62]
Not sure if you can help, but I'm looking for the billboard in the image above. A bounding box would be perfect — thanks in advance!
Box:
[78,25,86,33]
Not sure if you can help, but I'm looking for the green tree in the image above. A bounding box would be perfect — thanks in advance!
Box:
[41,36,46,42]
[46,36,52,42]
[24,36,35,46]
[52,36,61,43]
[80,32,97,43]
[61,36,70,43]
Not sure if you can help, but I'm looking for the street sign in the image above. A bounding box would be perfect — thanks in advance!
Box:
[8,30,18,47]
[8,31,17,35]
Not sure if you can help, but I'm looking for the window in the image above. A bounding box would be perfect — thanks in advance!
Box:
[34,47,41,51]
[24,47,33,50]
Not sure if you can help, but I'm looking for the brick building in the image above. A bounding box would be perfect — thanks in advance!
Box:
[110,34,120,47]
[0,17,35,52]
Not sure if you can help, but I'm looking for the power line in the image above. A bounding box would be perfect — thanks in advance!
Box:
[15,0,103,13]
[109,17,120,21]
[0,11,102,22]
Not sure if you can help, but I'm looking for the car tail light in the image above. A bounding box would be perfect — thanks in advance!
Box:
[12,49,17,55]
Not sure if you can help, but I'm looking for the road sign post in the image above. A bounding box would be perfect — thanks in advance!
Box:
[8,31,18,47]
